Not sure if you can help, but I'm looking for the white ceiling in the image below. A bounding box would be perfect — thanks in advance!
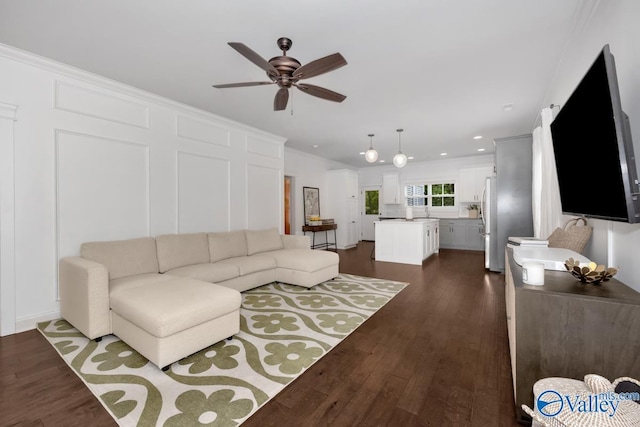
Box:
[0,0,583,167]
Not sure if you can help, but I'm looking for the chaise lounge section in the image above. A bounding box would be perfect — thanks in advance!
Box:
[59,228,339,369]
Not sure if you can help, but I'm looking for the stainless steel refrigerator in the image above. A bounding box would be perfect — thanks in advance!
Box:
[482,134,534,272]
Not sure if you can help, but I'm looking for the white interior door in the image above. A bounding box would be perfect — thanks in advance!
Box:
[361,186,381,241]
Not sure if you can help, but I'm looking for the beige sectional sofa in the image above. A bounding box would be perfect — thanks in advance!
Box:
[59,228,339,369]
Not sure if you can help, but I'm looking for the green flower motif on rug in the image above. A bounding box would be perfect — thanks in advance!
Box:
[179,341,241,374]
[91,341,149,371]
[325,282,364,292]
[165,389,253,427]
[244,294,281,308]
[349,294,388,308]
[37,274,407,427]
[296,294,339,308]
[374,282,406,292]
[316,313,364,334]
[250,313,299,333]
[264,342,324,375]
[54,340,79,355]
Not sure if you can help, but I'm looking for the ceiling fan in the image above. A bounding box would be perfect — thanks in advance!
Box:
[212,37,347,111]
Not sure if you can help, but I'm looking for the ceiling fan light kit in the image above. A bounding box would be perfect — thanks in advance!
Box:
[212,37,347,111]
[365,133,378,163]
[393,129,408,168]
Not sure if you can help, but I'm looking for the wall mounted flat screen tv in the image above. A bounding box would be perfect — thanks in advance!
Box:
[550,44,640,223]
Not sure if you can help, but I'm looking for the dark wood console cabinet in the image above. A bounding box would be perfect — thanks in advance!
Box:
[505,248,640,423]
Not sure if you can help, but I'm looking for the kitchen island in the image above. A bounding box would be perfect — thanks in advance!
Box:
[374,219,439,265]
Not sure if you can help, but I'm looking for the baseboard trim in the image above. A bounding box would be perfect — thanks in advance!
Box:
[15,310,61,334]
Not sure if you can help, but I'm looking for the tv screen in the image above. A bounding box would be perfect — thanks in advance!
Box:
[550,44,640,223]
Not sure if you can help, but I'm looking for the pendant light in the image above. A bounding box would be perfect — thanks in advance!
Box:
[364,133,378,163]
[393,128,408,168]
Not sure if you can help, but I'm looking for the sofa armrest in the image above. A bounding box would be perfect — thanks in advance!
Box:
[59,256,111,339]
[281,234,311,249]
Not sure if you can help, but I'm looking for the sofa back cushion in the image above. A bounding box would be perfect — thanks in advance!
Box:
[245,228,284,255]
[208,230,247,262]
[81,237,159,280]
[155,233,210,273]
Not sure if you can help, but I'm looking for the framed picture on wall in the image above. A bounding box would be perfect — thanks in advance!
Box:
[303,187,320,224]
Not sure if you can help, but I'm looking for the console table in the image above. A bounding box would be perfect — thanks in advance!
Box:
[505,247,640,424]
[302,224,337,251]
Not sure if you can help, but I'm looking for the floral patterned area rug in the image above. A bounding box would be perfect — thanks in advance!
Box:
[38,273,407,426]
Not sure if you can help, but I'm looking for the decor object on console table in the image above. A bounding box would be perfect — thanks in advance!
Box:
[564,257,617,284]
[303,186,320,225]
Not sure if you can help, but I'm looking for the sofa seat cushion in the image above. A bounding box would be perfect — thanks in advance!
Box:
[164,263,240,283]
[260,249,339,273]
[216,255,277,276]
[110,273,174,295]
[110,276,241,338]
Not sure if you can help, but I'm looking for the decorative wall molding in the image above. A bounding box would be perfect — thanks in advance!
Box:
[176,151,231,233]
[176,115,231,147]
[0,43,286,142]
[0,102,18,120]
[0,102,18,336]
[55,81,150,129]
[246,163,283,232]
[246,134,283,159]
[55,130,151,298]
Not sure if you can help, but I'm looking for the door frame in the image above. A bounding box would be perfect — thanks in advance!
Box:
[360,185,381,241]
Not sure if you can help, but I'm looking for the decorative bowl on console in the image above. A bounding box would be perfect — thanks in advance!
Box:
[564,257,618,284]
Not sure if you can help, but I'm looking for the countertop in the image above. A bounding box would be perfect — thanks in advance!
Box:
[377,216,481,221]
[374,218,438,223]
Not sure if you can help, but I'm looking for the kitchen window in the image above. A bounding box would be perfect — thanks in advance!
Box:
[405,183,455,207]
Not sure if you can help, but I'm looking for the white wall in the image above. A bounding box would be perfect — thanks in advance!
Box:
[284,147,353,236]
[0,44,285,335]
[359,154,495,217]
[538,0,640,291]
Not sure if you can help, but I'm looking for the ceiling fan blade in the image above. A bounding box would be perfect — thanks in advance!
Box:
[228,42,279,76]
[212,81,274,88]
[274,88,289,111]
[293,53,347,80]
[296,83,346,103]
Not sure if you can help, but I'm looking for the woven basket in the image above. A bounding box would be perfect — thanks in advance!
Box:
[547,217,593,254]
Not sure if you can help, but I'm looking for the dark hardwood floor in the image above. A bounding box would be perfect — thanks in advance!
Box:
[0,243,519,426]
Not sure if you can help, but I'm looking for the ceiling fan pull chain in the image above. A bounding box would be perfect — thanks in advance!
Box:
[290,88,294,116]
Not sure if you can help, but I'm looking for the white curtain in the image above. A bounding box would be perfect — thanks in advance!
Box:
[532,107,563,238]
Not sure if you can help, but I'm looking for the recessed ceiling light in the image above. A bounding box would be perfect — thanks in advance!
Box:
[477,148,486,152]
[379,160,385,163]
[359,152,365,155]
[408,156,414,160]
[503,103,513,112]
[473,135,483,140]
[440,152,447,156]
[312,144,319,148]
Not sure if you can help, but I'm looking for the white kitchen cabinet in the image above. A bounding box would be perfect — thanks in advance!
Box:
[382,173,401,204]
[458,166,493,202]
[375,219,439,265]
[424,220,440,258]
[327,169,359,249]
